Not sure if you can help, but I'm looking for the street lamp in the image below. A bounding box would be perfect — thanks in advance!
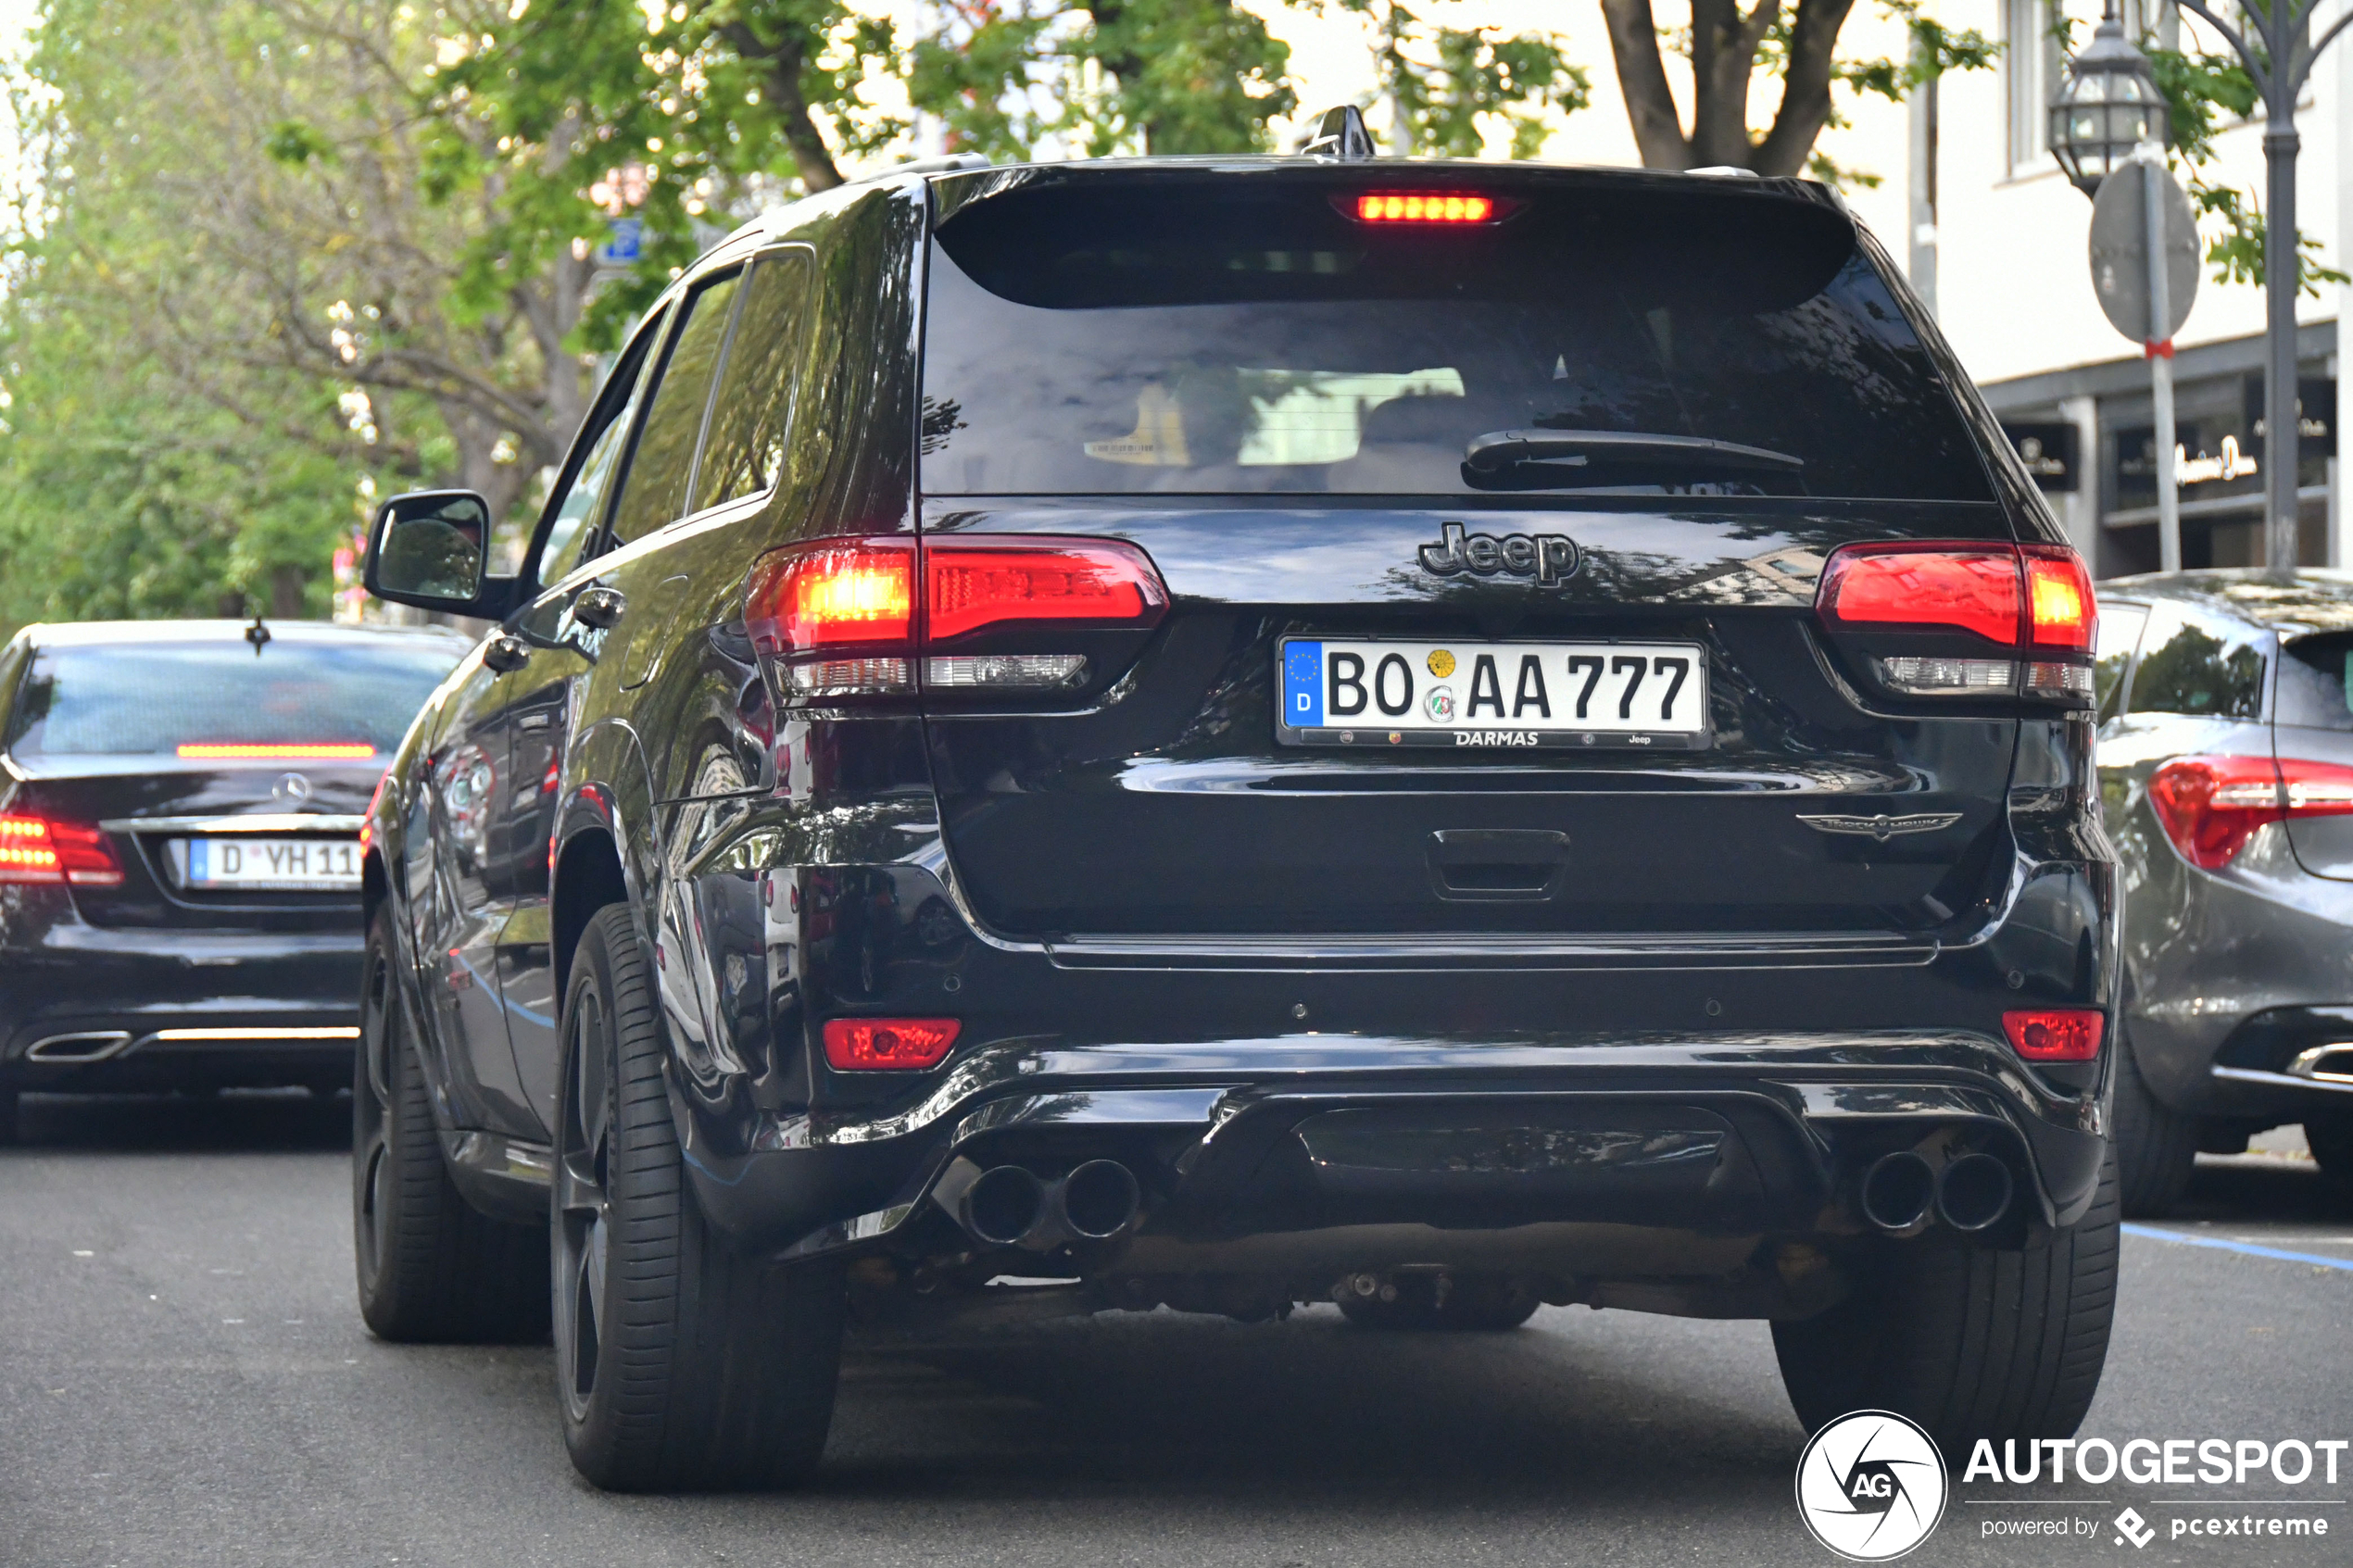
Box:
[2050,6,2185,571]
[2048,6,2169,197]
[2168,0,2353,571]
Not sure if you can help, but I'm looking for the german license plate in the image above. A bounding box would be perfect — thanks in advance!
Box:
[178,836,362,891]
[1277,638,1709,750]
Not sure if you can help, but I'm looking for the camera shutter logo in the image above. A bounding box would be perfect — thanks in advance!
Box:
[1793,1410,1949,1561]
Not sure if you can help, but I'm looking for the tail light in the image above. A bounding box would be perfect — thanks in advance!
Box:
[359,769,391,852]
[2003,1009,2105,1061]
[823,1017,961,1071]
[1815,541,2095,703]
[2146,754,2353,870]
[1346,192,1501,224]
[0,813,125,886]
[745,533,1167,701]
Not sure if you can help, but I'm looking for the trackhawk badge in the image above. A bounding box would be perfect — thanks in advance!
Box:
[1418,521,1579,586]
[1797,811,1964,842]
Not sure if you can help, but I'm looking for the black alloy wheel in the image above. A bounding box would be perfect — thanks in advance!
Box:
[351,904,548,1342]
[552,903,845,1492]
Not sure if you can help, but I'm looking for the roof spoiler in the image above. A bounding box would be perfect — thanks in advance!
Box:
[1297,105,1376,161]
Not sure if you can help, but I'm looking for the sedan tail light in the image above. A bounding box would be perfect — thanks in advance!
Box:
[0,813,125,886]
[745,534,1167,700]
[2146,754,2353,870]
[1815,541,2095,703]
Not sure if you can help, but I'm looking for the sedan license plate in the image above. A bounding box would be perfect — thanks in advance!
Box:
[178,836,362,891]
[1277,638,1709,750]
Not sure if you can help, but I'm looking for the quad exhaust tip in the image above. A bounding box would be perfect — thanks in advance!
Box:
[950,1160,1143,1249]
[960,1165,1046,1248]
[1055,1160,1142,1241]
[1859,1148,2015,1235]
[1935,1151,2014,1232]
[1859,1150,1936,1235]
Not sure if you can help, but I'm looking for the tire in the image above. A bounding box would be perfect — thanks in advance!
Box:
[352,906,550,1343]
[553,903,845,1492]
[0,1085,19,1146]
[2307,1114,2353,1199]
[2111,1027,2198,1218]
[1772,1148,2119,1454]
[1337,1273,1541,1331]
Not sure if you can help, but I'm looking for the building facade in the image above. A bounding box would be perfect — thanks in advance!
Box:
[1897,0,2353,577]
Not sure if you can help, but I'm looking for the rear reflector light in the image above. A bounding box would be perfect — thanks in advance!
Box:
[823,1017,961,1071]
[0,813,124,886]
[925,539,1167,643]
[2147,754,2353,870]
[1352,192,1496,223]
[175,743,377,760]
[2004,1009,2105,1061]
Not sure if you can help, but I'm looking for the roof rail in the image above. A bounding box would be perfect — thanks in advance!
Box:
[848,152,993,186]
[1686,165,1760,179]
[1298,105,1376,162]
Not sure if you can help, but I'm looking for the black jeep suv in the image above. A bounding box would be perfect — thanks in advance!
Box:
[354,146,2120,1490]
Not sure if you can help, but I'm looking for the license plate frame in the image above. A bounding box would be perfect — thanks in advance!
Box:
[1276,637,1712,751]
[172,835,364,892]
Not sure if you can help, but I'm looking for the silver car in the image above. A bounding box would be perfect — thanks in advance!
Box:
[2096,571,2353,1213]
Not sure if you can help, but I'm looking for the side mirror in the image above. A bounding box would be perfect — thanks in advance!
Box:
[365,490,496,612]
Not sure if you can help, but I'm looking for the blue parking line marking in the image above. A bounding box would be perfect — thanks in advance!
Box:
[2122,1222,2353,1272]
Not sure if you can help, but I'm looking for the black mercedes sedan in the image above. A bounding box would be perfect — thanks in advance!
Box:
[352,134,2120,1489]
[0,619,467,1136]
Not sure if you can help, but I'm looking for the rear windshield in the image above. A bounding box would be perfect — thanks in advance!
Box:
[2279,632,2353,729]
[5,638,463,758]
[920,179,1994,501]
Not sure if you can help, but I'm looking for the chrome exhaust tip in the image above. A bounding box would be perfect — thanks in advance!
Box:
[1935,1152,2015,1232]
[1054,1160,1141,1241]
[22,1031,132,1063]
[960,1165,1046,1248]
[1858,1150,1936,1235]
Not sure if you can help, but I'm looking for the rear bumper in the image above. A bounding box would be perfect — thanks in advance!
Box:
[2120,827,2353,1120]
[0,921,361,1091]
[652,846,2113,1305]
[682,1031,2107,1282]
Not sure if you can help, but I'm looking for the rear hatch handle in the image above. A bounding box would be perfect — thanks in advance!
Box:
[1427,828,1571,902]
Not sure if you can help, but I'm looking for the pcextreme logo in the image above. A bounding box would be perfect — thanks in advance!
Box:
[1795,1411,1951,1561]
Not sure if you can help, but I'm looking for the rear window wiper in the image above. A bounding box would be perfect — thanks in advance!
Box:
[1463,428,1806,484]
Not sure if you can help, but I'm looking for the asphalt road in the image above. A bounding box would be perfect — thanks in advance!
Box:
[2,1096,2347,1568]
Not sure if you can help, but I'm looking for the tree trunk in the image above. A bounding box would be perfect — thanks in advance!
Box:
[1600,0,1693,169]
[270,563,307,619]
[720,23,845,191]
[1601,0,1860,176]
